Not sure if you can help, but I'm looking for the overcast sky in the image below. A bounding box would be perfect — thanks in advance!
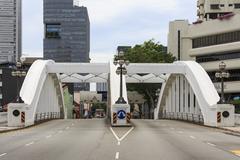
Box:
[22,0,197,62]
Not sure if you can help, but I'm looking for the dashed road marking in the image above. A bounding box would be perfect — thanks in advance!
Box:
[115,152,119,159]
[0,153,7,157]
[25,141,34,146]
[206,142,216,147]
[71,123,74,126]
[190,136,196,139]
[66,127,70,130]
[170,128,175,130]
[46,135,52,139]
[58,130,63,134]
[117,141,120,146]
[178,131,183,134]
[231,150,240,157]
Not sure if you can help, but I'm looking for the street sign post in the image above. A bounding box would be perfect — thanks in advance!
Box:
[111,104,131,126]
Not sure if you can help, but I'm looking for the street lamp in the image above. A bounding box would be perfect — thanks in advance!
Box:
[11,62,27,102]
[114,51,129,104]
[215,62,230,104]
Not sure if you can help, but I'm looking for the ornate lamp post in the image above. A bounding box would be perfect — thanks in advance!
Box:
[114,51,129,104]
[11,61,27,102]
[215,62,230,104]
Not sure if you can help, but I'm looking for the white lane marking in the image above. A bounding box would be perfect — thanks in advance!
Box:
[115,152,119,159]
[110,127,135,142]
[117,141,121,146]
[66,127,70,130]
[119,127,134,141]
[170,127,175,130]
[178,131,183,134]
[207,142,216,147]
[0,153,7,157]
[110,127,120,141]
[25,141,34,146]
[71,123,74,126]
[190,136,196,139]
[58,130,63,134]
[46,135,52,139]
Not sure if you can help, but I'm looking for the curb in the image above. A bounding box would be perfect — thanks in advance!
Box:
[0,119,58,134]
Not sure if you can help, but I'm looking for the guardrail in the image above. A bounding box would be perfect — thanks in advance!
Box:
[0,112,7,123]
[34,112,60,123]
[235,114,240,125]
[159,112,204,124]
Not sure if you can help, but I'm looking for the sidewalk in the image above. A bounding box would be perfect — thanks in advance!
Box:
[0,123,20,133]
[220,125,240,136]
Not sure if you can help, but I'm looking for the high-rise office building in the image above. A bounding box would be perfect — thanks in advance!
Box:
[0,0,22,63]
[43,0,90,63]
[44,0,90,91]
[197,0,240,21]
[168,0,240,113]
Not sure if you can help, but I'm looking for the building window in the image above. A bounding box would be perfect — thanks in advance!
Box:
[211,4,220,9]
[45,24,61,39]
[220,4,224,7]
[229,4,233,7]
[235,3,240,8]
[196,51,240,63]
[192,30,240,48]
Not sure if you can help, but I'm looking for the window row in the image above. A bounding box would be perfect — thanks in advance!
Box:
[196,52,240,63]
[210,3,240,9]
[192,30,240,48]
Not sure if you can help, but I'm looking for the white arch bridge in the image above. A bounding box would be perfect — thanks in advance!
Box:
[7,60,235,127]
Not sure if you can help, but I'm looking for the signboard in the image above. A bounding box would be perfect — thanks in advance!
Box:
[117,110,126,119]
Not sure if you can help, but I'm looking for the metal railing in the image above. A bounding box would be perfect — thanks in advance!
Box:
[34,112,61,123]
[159,112,204,124]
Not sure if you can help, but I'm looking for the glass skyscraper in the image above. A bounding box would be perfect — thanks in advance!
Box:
[0,0,22,63]
[43,0,90,63]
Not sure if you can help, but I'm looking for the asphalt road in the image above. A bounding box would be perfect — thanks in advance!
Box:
[0,119,239,160]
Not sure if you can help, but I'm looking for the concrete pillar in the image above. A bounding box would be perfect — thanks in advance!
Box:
[171,80,176,113]
[176,76,180,113]
[180,76,184,113]
[168,87,172,113]
[184,79,189,113]
[166,94,170,112]
[190,87,194,114]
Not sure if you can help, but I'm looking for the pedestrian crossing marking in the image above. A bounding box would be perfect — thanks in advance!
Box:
[231,150,240,156]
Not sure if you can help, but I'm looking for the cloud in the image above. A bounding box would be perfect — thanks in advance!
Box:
[80,0,179,25]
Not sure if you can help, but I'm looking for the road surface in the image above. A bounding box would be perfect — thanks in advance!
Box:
[0,119,239,160]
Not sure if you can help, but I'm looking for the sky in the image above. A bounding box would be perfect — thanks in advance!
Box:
[22,0,197,62]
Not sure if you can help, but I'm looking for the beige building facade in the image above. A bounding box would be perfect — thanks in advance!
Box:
[168,0,240,109]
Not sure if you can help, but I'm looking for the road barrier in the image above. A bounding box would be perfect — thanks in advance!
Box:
[34,112,61,123]
[126,113,131,123]
[160,112,204,124]
[21,112,25,123]
[217,112,221,123]
[113,112,117,124]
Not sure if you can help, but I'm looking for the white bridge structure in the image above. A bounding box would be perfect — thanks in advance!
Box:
[7,60,235,127]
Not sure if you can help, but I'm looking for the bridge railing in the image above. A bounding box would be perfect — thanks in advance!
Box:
[159,112,204,124]
[34,112,60,123]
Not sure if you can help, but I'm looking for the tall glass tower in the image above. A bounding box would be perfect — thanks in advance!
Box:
[43,0,90,63]
[0,0,22,63]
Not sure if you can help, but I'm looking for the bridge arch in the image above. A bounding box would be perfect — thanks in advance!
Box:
[155,61,220,126]
[10,60,229,127]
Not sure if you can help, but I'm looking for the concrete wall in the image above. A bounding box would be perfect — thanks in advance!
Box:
[235,114,240,125]
[0,112,7,123]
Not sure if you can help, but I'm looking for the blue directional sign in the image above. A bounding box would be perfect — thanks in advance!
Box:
[117,110,126,119]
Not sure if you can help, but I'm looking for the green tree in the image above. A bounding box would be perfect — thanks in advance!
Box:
[123,39,176,118]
